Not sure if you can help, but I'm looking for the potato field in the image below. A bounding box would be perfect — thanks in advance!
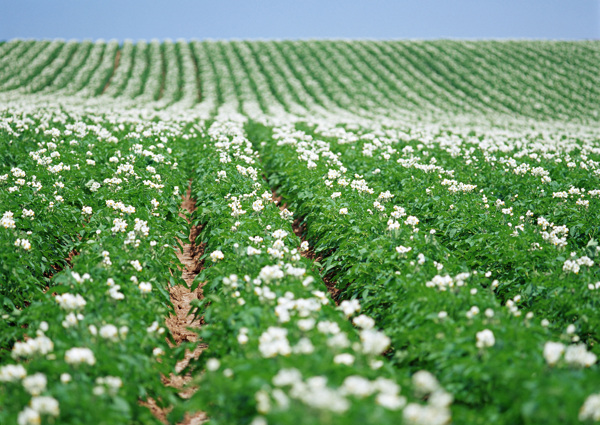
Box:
[0,39,600,425]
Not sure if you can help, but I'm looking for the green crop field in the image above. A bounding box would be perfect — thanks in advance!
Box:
[0,39,600,425]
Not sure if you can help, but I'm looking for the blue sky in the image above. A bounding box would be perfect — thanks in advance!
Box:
[1,0,598,41]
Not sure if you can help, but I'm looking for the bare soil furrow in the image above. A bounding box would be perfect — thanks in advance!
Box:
[147,185,207,425]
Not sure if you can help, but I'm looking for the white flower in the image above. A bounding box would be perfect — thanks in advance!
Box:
[297,318,316,331]
[71,272,91,284]
[111,218,128,233]
[562,259,580,274]
[30,396,60,416]
[387,220,400,231]
[255,389,271,414]
[396,245,412,255]
[250,417,268,425]
[333,353,355,366]
[247,246,262,256]
[327,333,350,349]
[17,407,40,425]
[108,285,124,300]
[376,393,406,410]
[14,239,32,251]
[353,314,375,330]
[134,218,150,237]
[284,374,349,412]
[22,209,35,219]
[259,327,291,358]
[476,329,495,348]
[99,324,119,340]
[403,402,451,425]
[429,389,453,408]
[412,370,440,395]
[543,341,565,366]
[82,206,92,215]
[139,282,152,293]
[579,393,600,422]
[272,229,288,239]
[0,364,27,382]
[405,216,419,226]
[564,343,597,367]
[577,256,594,267]
[259,264,284,282]
[341,375,374,398]
[1,211,16,229]
[466,306,480,319]
[12,335,54,359]
[293,337,315,354]
[338,299,361,317]
[206,358,220,371]
[252,199,264,212]
[272,368,302,387]
[146,321,160,333]
[280,208,293,220]
[360,329,390,355]
[124,231,136,246]
[62,312,79,328]
[55,293,86,311]
[210,250,224,262]
[23,373,47,396]
[317,321,341,334]
[65,347,96,365]
[339,207,348,215]
[130,260,142,271]
[379,190,394,201]
[11,167,26,178]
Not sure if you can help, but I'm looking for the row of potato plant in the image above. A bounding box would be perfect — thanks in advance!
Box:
[0,108,194,424]
[304,122,600,338]
[186,120,454,425]
[2,40,599,126]
[249,121,600,424]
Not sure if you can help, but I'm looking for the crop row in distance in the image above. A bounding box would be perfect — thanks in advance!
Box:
[0,39,599,123]
[0,40,600,425]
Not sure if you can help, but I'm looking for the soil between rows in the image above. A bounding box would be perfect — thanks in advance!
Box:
[145,186,207,425]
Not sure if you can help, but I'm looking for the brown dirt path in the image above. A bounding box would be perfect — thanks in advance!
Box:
[146,186,207,425]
